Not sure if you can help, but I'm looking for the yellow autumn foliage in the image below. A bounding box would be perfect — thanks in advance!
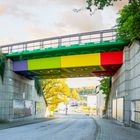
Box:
[42,79,70,113]
[70,89,80,100]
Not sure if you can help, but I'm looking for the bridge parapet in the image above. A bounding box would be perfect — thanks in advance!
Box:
[1,29,116,54]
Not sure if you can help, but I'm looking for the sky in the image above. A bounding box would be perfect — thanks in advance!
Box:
[67,77,101,88]
[0,0,128,88]
[0,0,128,45]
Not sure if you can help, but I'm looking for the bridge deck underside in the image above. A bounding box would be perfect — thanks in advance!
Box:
[13,51,123,79]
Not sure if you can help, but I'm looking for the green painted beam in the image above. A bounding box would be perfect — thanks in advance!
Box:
[28,57,61,70]
[6,40,129,60]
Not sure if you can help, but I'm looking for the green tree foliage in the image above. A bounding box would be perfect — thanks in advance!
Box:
[116,0,140,41]
[42,79,70,112]
[99,77,111,113]
[86,0,140,41]
[86,0,139,10]
[86,0,114,10]
[34,79,49,107]
[100,77,111,95]
[34,79,43,96]
[0,51,6,82]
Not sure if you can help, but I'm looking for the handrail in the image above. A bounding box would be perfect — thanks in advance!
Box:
[0,29,116,54]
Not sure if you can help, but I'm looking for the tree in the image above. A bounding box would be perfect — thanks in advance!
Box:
[70,89,80,100]
[99,77,111,114]
[86,0,139,10]
[116,0,140,41]
[86,0,114,10]
[42,79,70,115]
[100,77,111,96]
[86,0,140,41]
[34,79,43,96]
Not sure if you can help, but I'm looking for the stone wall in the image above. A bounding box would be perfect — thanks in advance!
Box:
[109,41,140,128]
[0,59,46,121]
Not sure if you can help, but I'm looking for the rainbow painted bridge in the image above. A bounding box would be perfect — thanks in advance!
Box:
[13,51,123,78]
[2,29,129,79]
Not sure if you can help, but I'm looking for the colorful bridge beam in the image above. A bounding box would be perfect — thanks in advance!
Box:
[13,51,123,78]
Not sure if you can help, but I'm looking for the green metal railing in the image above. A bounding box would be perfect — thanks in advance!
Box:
[1,29,116,54]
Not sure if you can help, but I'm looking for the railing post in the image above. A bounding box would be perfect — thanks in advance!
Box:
[8,46,10,53]
[78,35,81,44]
[58,37,62,46]
[24,43,27,51]
[100,32,103,42]
[10,46,12,53]
[112,30,114,40]
[40,41,44,49]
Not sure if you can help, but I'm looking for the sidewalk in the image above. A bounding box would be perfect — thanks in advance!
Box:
[94,117,140,140]
[0,117,54,130]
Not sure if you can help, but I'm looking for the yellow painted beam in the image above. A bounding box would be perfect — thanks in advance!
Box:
[61,53,100,68]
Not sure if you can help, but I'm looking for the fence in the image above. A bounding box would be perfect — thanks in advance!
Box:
[0,29,116,54]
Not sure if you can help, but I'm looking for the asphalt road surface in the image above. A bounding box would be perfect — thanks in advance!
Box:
[0,114,96,140]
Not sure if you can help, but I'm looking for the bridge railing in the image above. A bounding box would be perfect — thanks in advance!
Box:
[0,29,116,54]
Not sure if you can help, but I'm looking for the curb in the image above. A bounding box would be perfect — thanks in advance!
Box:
[0,118,55,130]
[92,117,101,140]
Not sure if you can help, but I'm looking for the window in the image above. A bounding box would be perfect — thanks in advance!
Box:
[131,100,140,123]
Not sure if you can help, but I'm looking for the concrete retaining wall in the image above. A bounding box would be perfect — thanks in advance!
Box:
[0,59,46,121]
[109,41,140,128]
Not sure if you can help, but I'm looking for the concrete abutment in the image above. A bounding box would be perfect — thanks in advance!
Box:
[108,41,140,129]
[0,59,46,121]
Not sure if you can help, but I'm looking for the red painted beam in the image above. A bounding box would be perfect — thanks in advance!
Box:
[101,51,123,65]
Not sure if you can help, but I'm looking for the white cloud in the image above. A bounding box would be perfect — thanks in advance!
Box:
[0,0,128,45]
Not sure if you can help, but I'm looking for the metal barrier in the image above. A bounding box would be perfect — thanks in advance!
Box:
[0,29,116,54]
